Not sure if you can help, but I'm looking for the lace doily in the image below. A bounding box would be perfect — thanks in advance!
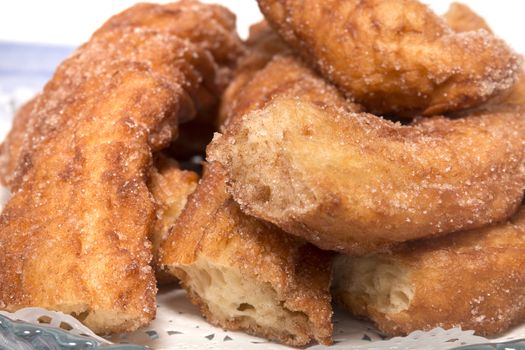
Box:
[3,287,525,350]
[0,308,109,344]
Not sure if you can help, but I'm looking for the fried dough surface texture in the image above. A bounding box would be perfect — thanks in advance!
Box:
[0,98,37,187]
[257,0,521,116]
[496,73,525,113]
[443,2,492,34]
[0,1,242,334]
[208,56,525,255]
[458,73,525,116]
[223,54,363,129]
[161,163,333,346]
[218,21,291,127]
[0,0,243,189]
[148,155,198,284]
[333,206,525,336]
[441,6,525,117]
[162,33,333,346]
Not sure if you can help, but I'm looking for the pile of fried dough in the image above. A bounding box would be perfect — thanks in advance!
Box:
[1,0,524,347]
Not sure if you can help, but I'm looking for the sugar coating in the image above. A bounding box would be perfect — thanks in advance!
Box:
[208,56,525,255]
[334,207,525,337]
[258,0,522,117]
[443,3,493,34]
[161,162,333,346]
[148,155,198,285]
[209,51,525,340]
[0,0,242,335]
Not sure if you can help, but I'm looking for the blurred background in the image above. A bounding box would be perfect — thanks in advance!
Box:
[0,0,524,45]
[0,0,524,137]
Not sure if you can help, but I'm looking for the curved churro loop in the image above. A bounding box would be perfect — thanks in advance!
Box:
[209,56,525,255]
[257,0,521,116]
[0,1,242,334]
[0,0,243,189]
[333,206,525,336]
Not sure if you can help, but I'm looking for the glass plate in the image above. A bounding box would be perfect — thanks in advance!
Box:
[0,313,147,350]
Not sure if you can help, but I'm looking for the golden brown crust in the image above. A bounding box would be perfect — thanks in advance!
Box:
[454,72,525,117]
[93,0,243,95]
[443,3,492,34]
[148,155,198,284]
[0,97,37,186]
[441,4,525,117]
[161,162,333,346]
[218,21,291,127]
[161,25,333,346]
[334,206,525,336]
[498,73,525,112]
[223,54,363,130]
[91,1,245,160]
[209,56,525,255]
[258,0,521,116]
[0,1,242,335]
[0,0,243,190]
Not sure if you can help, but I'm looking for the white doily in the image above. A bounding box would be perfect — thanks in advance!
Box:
[0,308,110,345]
[4,287,525,350]
[113,287,492,350]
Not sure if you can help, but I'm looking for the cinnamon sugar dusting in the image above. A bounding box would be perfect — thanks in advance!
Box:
[0,0,242,334]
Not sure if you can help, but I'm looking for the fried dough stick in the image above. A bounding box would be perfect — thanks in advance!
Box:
[442,3,525,117]
[258,0,521,116]
[161,28,334,345]
[161,163,333,346]
[209,56,525,255]
[148,155,197,284]
[332,11,525,334]
[220,3,492,124]
[0,0,242,189]
[222,3,493,126]
[0,1,242,334]
[333,206,525,336]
